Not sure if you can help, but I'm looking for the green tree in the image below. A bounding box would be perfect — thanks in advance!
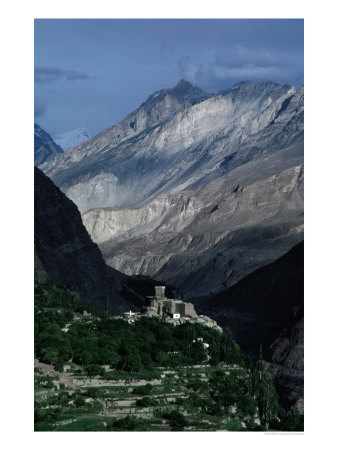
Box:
[109,416,138,430]
[191,340,207,363]
[54,360,64,372]
[133,383,152,395]
[250,347,279,428]
[136,397,156,407]
[74,395,85,407]
[225,420,244,431]
[86,387,99,399]
[97,344,120,367]
[118,352,142,372]
[164,411,188,431]
[40,347,59,364]
[105,295,109,315]
[85,365,105,377]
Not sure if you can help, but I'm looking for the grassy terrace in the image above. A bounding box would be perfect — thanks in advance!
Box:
[35,362,245,431]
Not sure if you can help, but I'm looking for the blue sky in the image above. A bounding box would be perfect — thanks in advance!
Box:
[34,19,304,137]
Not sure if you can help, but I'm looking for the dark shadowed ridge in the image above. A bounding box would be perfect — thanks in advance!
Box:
[34,123,64,166]
[34,167,150,314]
[201,241,303,354]
[197,241,304,409]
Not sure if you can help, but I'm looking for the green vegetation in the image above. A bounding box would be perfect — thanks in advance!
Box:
[34,281,303,432]
[35,282,246,371]
[161,410,188,431]
[34,280,86,311]
[132,383,153,395]
[135,396,158,407]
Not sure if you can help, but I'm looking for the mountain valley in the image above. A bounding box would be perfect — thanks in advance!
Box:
[35,79,304,415]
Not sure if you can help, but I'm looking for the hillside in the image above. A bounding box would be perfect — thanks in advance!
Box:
[34,282,303,432]
[197,241,304,410]
[35,167,149,314]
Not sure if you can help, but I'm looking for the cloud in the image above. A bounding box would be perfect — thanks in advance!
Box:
[178,45,303,92]
[34,97,47,118]
[35,67,91,84]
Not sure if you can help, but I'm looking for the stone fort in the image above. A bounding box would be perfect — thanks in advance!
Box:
[145,286,197,317]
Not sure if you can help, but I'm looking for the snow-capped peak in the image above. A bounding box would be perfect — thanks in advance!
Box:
[53,127,91,151]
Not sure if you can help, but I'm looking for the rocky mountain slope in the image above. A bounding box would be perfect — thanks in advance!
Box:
[90,152,303,298]
[39,80,304,298]
[34,167,149,314]
[40,80,301,212]
[34,123,64,166]
[53,127,91,151]
[197,241,304,410]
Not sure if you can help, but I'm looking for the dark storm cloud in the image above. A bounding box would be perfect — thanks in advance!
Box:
[35,67,91,84]
[34,19,303,136]
[178,45,304,92]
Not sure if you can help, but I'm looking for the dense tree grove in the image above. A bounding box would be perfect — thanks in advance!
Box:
[34,282,246,371]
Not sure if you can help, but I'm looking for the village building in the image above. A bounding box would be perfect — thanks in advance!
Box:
[123,310,135,319]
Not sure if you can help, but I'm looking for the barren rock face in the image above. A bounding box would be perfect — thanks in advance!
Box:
[83,194,202,244]
[40,81,301,213]
[39,80,303,299]
[83,153,303,298]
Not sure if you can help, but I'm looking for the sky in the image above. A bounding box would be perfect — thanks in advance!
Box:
[34,19,304,137]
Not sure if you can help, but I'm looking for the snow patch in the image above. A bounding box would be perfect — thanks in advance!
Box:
[53,127,91,151]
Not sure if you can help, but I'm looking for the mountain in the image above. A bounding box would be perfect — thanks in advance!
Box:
[53,127,91,151]
[40,80,300,211]
[34,124,63,166]
[197,241,304,410]
[34,167,152,314]
[38,80,304,299]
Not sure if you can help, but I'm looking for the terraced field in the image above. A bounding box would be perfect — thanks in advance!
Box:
[34,283,303,432]
[34,361,254,431]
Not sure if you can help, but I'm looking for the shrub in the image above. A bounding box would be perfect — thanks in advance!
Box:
[54,361,64,372]
[85,365,105,377]
[225,420,244,431]
[108,416,138,431]
[86,387,100,399]
[163,410,188,430]
[136,397,154,407]
[137,396,158,407]
[132,383,153,395]
[74,396,86,407]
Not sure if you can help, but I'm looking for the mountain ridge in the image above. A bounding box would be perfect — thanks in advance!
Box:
[196,241,304,410]
[38,79,303,299]
[34,167,154,314]
[34,123,64,166]
[40,80,301,212]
